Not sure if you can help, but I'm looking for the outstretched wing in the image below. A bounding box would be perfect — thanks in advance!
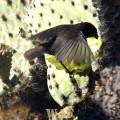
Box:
[29,28,57,45]
[24,29,57,60]
[48,31,95,66]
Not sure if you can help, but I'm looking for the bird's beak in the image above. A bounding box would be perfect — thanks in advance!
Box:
[95,34,98,39]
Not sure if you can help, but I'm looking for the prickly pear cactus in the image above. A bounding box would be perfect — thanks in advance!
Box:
[0,0,32,96]
[46,54,89,107]
[0,0,102,119]
[0,0,33,52]
[26,0,97,32]
[25,0,102,118]
[25,0,100,108]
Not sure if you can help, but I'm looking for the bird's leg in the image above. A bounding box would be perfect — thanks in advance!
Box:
[60,62,72,74]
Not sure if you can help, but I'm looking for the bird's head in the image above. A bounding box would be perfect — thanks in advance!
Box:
[80,22,98,39]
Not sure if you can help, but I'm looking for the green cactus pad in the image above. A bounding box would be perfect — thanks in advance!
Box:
[46,54,89,106]
[0,0,32,96]
[46,54,89,74]
[0,0,33,52]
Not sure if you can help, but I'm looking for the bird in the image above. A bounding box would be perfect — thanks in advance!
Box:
[24,22,98,107]
[24,22,98,72]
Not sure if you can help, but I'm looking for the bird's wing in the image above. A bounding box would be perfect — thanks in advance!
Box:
[29,29,57,45]
[25,29,57,60]
[24,45,45,60]
[49,31,95,66]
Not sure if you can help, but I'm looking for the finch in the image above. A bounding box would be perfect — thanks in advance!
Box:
[24,22,98,66]
[24,22,98,106]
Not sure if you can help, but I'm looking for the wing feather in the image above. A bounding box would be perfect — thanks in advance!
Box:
[29,29,57,45]
[56,41,75,62]
[50,40,69,55]
[85,43,91,65]
[55,40,72,62]
[66,42,77,64]
[71,41,79,65]
[77,41,83,65]
[48,31,95,65]
[29,29,95,65]
[80,42,86,64]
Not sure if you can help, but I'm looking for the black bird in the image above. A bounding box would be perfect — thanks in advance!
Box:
[24,22,98,66]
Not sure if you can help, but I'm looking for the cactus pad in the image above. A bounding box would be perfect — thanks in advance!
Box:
[46,54,89,107]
